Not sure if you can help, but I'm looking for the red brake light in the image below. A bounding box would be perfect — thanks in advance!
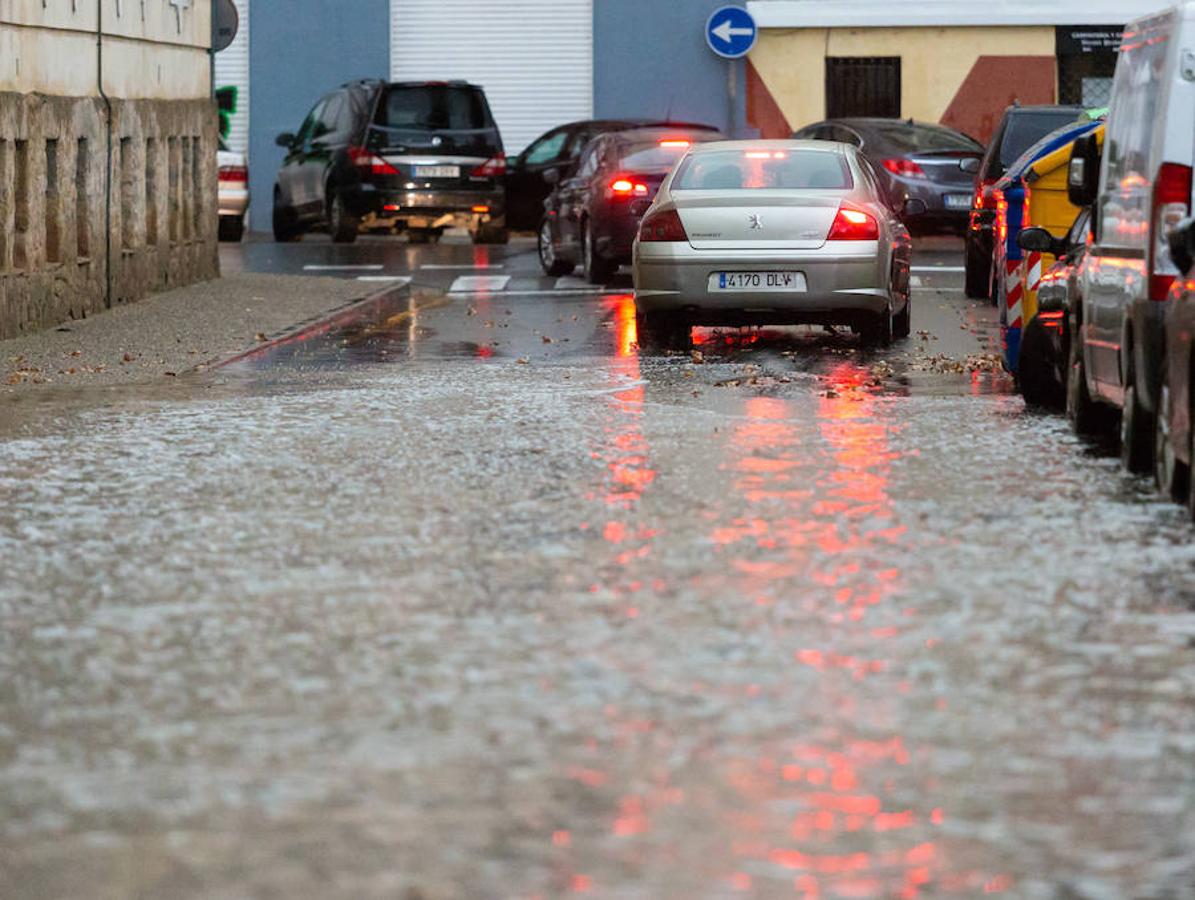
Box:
[610,177,649,197]
[995,189,1008,246]
[882,159,927,179]
[827,205,879,241]
[639,208,687,242]
[348,146,398,176]
[471,153,507,178]
[659,140,691,149]
[218,165,248,183]
[1151,162,1193,300]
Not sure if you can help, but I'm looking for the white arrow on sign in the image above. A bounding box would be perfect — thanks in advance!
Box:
[712,19,753,44]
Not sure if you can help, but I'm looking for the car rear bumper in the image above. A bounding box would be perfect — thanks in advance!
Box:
[218,187,249,219]
[633,243,892,322]
[345,184,506,225]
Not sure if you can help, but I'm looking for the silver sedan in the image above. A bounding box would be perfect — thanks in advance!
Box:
[632,140,915,347]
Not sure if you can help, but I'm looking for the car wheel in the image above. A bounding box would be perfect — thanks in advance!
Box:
[1018,319,1062,410]
[859,307,893,348]
[272,191,302,243]
[1067,319,1112,437]
[218,215,245,243]
[1155,358,1189,500]
[964,236,991,300]
[472,224,509,245]
[582,222,617,284]
[636,310,690,352]
[539,218,574,277]
[893,298,911,339]
[1120,357,1154,474]
[328,191,359,244]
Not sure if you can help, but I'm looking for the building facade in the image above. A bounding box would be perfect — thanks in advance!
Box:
[0,0,218,340]
[225,0,1171,233]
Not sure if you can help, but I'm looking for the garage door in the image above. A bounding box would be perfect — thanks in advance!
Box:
[389,0,593,154]
[213,0,250,153]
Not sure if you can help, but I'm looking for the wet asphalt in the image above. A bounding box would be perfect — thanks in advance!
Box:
[2,234,1195,899]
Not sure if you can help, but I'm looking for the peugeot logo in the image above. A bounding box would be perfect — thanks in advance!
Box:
[748,214,763,230]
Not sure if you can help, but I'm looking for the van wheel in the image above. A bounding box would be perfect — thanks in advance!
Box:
[1155,358,1188,499]
[328,191,359,244]
[1018,319,1063,410]
[1120,359,1154,474]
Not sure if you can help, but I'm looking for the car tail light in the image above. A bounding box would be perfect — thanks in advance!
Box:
[639,208,687,242]
[609,176,650,197]
[882,158,927,179]
[659,140,691,149]
[827,205,879,241]
[471,153,507,178]
[995,189,1008,246]
[1150,162,1193,300]
[218,165,248,183]
[348,146,398,176]
[973,182,987,210]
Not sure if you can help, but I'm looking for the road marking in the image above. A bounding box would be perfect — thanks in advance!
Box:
[554,276,593,290]
[356,276,412,285]
[421,264,506,270]
[910,276,923,288]
[911,266,966,273]
[449,275,511,293]
[303,264,385,271]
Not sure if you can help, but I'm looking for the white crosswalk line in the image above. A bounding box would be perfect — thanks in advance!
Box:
[554,276,591,290]
[449,275,511,293]
[911,266,965,273]
[421,264,506,270]
[356,276,412,285]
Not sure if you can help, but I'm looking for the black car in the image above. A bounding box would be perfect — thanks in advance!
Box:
[964,104,1085,298]
[791,118,983,233]
[537,127,721,283]
[506,119,722,232]
[272,79,508,245]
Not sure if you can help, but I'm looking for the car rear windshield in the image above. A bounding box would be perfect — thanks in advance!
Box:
[1000,112,1082,167]
[619,141,702,171]
[375,85,492,131]
[672,149,854,190]
[867,122,981,153]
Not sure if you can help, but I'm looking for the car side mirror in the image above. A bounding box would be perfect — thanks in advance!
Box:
[543,167,561,186]
[275,132,296,148]
[1018,226,1064,257]
[902,197,928,218]
[959,157,980,175]
[1068,134,1101,207]
[1168,218,1195,276]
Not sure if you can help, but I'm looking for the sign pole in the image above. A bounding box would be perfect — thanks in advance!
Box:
[705,5,756,140]
[727,59,737,140]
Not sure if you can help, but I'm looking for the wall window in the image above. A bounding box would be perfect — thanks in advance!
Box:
[825,57,901,119]
[145,137,158,246]
[191,136,202,237]
[13,140,29,270]
[120,137,136,250]
[168,136,179,243]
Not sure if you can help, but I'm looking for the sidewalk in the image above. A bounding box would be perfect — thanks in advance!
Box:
[0,273,388,394]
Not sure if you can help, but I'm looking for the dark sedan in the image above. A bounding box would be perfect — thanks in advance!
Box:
[792,118,982,232]
[506,119,722,231]
[538,127,721,283]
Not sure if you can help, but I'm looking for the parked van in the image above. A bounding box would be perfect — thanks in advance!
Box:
[1069,4,1195,472]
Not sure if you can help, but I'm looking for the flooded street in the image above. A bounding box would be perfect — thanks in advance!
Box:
[3,241,1195,898]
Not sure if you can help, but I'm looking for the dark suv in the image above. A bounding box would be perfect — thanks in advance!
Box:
[272,79,508,245]
[964,104,1084,298]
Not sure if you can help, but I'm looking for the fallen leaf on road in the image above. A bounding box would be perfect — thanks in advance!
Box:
[254,333,268,343]
[516,357,530,365]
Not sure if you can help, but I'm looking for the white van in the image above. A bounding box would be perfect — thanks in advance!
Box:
[1071,2,1195,472]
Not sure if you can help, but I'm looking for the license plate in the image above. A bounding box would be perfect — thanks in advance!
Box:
[944,194,972,210]
[709,272,807,292]
[414,165,460,179]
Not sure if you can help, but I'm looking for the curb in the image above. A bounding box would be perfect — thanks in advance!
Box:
[209,281,414,370]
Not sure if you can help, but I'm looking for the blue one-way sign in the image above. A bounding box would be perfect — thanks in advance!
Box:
[705,6,757,59]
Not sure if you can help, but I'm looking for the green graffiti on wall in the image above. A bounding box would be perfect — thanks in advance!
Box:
[216,86,239,139]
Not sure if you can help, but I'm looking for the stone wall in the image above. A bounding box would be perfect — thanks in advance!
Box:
[0,92,219,339]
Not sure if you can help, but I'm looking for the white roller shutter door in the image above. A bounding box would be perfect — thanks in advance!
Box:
[214,0,250,154]
[390,0,593,154]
